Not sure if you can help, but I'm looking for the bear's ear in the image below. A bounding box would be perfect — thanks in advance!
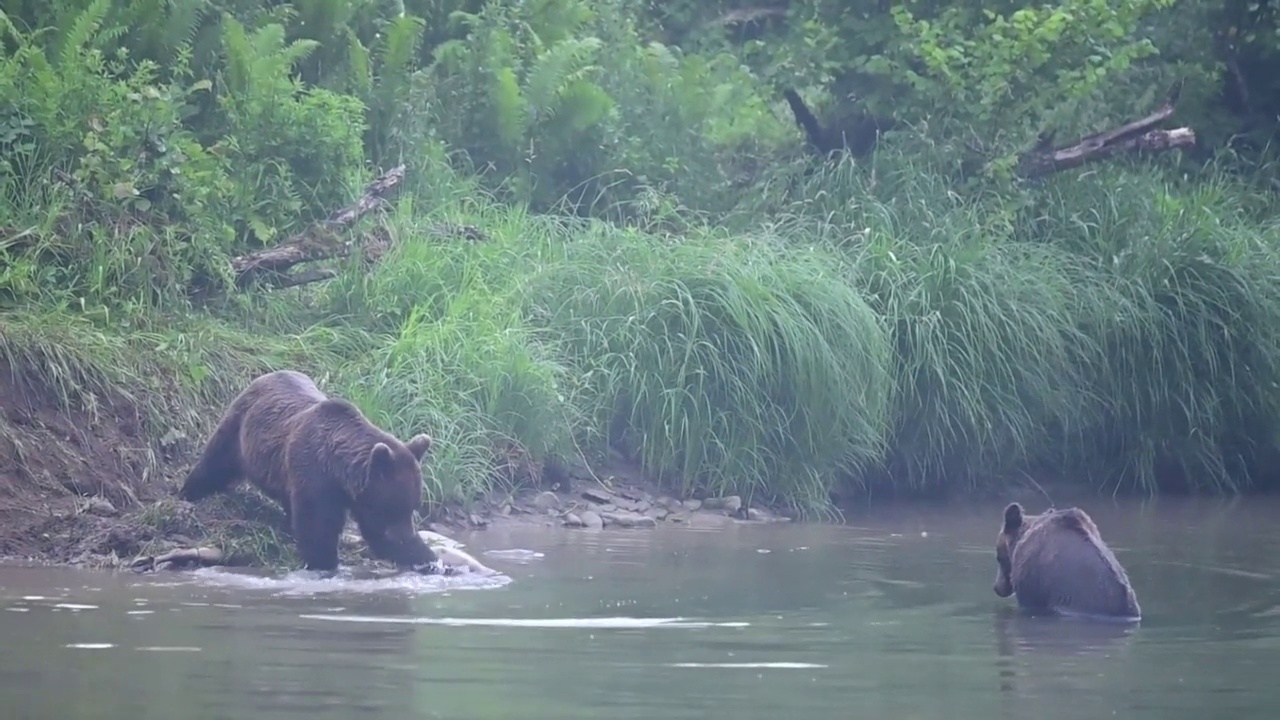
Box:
[369,442,395,475]
[406,433,433,461]
[1002,502,1024,534]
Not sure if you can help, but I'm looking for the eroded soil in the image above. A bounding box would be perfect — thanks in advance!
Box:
[0,358,792,574]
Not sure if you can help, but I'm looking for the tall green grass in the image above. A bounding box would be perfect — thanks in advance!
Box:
[1024,168,1280,493]
[10,151,1280,514]
[306,201,892,513]
[522,226,894,512]
[5,40,1280,513]
[758,141,1280,496]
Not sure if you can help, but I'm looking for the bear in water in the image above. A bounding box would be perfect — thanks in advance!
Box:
[993,502,1141,620]
[178,370,440,573]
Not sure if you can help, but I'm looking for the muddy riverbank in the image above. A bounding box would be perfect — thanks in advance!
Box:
[0,354,804,572]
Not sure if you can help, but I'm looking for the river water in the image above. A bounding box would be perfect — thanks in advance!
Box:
[1,495,1278,719]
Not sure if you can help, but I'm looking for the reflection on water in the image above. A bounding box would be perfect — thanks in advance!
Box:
[1,495,1279,719]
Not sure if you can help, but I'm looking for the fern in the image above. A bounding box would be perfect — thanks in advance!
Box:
[345,27,372,96]
[557,77,613,131]
[491,65,525,148]
[219,17,320,97]
[0,9,24,47]
[53,0,123,69]
[523,35,604,124]
[378,14,425,79]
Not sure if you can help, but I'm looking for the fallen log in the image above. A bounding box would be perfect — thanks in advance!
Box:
[1016,80,1195,178]
[230,164,406,289]
[129,546,225,572]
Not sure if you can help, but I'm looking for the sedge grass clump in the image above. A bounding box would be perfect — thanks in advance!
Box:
[845,233,1103,492]
[323,206,584,506]
[521,224,894,513]
[1026,168,1280,493]
[0,307,288,431]
[335,306,579,506]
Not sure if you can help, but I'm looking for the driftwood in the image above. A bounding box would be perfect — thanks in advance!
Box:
[129,546,225,572]
[230,164,406,289]
[226,161,490,291]
[1017,81,1195,178]
[702,7,787,28]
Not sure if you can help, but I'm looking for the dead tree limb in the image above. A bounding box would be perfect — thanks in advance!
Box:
[129,546,225,572]
[702,7,787,28]
[229,164,406,289]
[1017,80,1196,178]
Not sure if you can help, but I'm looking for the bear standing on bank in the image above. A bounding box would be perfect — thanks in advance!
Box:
[993,502,1141,620]
[177,369,440,573]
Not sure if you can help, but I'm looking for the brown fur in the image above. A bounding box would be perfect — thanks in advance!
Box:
[178,370,438,573]
[993,502,1141,619]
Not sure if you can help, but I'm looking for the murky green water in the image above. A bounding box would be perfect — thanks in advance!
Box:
[2,495,1279,719]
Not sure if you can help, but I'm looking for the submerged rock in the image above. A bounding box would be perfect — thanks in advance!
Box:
[581,488,613,505]
[532,491,561,512]
[702,495,742,514]
[657,496,683,511]
[600,511,657,529]
[579,510,604,530]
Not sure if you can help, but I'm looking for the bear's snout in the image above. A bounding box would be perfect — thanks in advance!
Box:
[993,576,1014,597]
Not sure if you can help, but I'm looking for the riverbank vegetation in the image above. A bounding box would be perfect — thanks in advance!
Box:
[2,0,1279,520]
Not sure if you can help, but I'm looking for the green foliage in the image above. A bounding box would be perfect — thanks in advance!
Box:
[522,226,894,510]
[0,24,236,309]
[419,0,791,216]
[215,15,370,242]
[318,206,583,506]
[886,0,1175,175]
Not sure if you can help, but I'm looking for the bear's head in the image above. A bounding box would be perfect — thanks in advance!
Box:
[355,433,436,567]
[993,502,1029,598]
[361,432,433,506]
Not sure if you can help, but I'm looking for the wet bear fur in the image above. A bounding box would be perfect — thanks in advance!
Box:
[993,502,1141,620]
[177,370,439,573]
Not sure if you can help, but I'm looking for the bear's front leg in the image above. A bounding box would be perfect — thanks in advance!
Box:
[289,486,348,573]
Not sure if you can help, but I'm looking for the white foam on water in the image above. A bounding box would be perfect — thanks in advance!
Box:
[5,607,29,613]
[299,614,751,629]
[52,603,98,611]
[482,548,545,561]
[126,610,155,616]
[144,566,513,597]
[65,643,114,650]
[665,662,828,669]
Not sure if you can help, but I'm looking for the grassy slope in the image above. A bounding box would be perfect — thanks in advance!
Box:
[3,2,1280,569]
[9,158,1280,504]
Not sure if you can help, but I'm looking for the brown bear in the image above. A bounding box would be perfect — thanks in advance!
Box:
[993,502,1141,620]
[177,369,440,574]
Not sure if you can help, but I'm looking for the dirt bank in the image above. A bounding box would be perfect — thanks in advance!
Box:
[0,356,794,574]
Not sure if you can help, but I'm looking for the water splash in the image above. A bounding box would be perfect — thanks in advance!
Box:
[143,566,512,597]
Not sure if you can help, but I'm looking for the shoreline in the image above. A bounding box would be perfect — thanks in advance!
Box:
[0,443,1118,576]
[0,328,1250,577]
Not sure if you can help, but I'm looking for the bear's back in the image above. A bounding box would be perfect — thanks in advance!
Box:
[289,396,394,465]
[233,371,331,484]
[1013,509,1139,618]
